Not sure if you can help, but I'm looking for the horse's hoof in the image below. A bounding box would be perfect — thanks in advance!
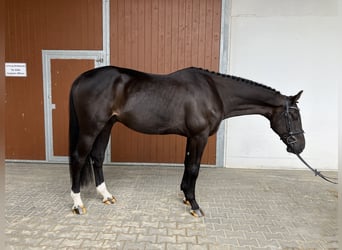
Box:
[190,208,204,217]
[103,196,116,205]
[183,197,191,206]
[72,205,87,215]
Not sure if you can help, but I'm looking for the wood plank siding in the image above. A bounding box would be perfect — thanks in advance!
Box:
[110,0,221,164]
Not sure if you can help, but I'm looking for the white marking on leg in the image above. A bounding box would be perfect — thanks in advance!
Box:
[96,182,114,202]
[71,191,84,208]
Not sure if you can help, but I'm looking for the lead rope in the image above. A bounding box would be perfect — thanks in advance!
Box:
[295,153,338,184]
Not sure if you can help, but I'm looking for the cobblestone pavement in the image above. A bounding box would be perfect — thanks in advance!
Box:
[5,163,338,249]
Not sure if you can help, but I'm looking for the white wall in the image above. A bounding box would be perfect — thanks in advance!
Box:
[222,0,341,169]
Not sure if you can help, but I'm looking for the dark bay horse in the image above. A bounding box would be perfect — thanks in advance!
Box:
[69,66,305,217]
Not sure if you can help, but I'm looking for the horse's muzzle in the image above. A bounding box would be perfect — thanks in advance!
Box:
[286,141,305,154]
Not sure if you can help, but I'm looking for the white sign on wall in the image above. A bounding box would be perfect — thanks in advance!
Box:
[5,62,27,77]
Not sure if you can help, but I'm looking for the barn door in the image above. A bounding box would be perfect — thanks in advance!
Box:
[43,51,104,162]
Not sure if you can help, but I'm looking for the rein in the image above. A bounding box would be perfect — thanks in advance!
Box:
[295,153,338,185]
[282,100,338,184]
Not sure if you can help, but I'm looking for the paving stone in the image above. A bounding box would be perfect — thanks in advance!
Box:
[257,239,281,248]
[157,235,177,244]
[244,232,265,242]
[122,241,146,249]
[208,244,235,250]
[141,220,159,228]
[149,227,168,236]
[137,233,157,243]
[160,221,177,229]
[116,233,137,242]
[60,238,84,247]
[251,247,277,250]
[39,238,64,248]
[206,229,226,238]
[145,243,166,250]
[167,228,185,236]
[129,226,149,234]
[166,243,187,250]
[5,163,338,249]
[238,238,259,247]
[96,232,117,240]
[81,239,104,248]
[102,240,122,249]
[176,235,197,244]
[186,228,207,237]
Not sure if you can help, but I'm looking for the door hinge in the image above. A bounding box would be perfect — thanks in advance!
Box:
[96,58,104,63]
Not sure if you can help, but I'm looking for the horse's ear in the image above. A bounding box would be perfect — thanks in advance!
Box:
[291,90,303,103]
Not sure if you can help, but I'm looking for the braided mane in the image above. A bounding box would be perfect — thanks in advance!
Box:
[192,67,281,95]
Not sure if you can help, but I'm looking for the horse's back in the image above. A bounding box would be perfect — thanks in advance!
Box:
[115,67,223,136]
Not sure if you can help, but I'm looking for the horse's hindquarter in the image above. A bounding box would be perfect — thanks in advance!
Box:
[71,67,122,125]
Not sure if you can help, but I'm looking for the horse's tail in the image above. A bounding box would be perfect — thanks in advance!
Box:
[69,81,93,187]
[69,85,78,167]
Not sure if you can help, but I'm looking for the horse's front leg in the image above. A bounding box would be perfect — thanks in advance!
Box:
[181,163,203,217]
[181,135,208,217]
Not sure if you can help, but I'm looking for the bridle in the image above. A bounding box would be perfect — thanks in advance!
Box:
[279,99,337,184]
[280,100,304,145]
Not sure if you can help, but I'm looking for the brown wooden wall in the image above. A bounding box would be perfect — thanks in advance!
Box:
[111,0,221,72]
[110,0,221,164]
[0,0,4,164]
[5,0,102,159]
[5,0,221,164]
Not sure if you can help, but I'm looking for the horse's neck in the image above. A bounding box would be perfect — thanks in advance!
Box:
[214,76,286,119]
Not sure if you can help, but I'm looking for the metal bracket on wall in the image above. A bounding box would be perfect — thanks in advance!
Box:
[96,57,104,64]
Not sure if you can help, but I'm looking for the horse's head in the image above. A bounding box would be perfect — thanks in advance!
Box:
[270,91,305,154]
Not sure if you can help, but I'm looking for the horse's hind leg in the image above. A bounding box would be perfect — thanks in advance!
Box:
[181,134,208,217]
[70,133,97,214]
[91,117,116,205]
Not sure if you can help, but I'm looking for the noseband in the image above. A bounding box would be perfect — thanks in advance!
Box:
[280,100,304,145]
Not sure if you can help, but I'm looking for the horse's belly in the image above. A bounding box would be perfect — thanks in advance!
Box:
[117,111,184,135]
